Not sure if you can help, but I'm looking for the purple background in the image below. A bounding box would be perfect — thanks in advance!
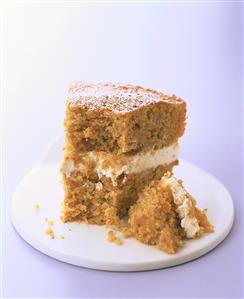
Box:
[3,2,243,298]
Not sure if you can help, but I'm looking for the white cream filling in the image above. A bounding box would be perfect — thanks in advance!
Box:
[162,176,200,238]
[62,143,179,185]
[95,143,179,185]
[96,164,127,186]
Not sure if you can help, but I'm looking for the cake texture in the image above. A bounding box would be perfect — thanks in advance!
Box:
[61,82,186,225]
[128,173,214,254]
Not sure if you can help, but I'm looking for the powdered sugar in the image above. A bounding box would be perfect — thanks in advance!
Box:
[68,82,183,113]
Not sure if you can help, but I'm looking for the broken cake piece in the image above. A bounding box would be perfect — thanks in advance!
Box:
[128,173,214,254]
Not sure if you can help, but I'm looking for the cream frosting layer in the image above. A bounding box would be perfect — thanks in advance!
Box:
[161,175,200,238]
[62,142,179,185]
[94,142,179,185]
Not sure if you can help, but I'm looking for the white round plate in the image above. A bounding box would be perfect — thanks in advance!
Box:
[11,138,234,271]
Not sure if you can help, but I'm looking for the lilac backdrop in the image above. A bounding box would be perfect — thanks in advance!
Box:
[3,2,243,298]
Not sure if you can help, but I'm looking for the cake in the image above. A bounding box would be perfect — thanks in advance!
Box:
[61,82,186,225]
[129,173,214,254]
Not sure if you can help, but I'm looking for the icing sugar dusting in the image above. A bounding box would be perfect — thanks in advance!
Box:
[68,82,183,113]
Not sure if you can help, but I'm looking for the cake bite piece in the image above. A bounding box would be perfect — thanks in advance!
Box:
[128,173,214,254]
[61,82,186,225]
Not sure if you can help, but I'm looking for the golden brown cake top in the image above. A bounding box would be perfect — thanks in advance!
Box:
[68,82,184,113]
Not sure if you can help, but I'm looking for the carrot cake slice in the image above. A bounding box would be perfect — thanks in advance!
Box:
[61,82,186,225]
[128,172,214,254]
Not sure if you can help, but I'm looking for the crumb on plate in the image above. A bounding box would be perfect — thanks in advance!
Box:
[119,226,133,238]
[107,230,122,245]
[34,203,40,211]
[47,220,54,226]
[45,227,55,239]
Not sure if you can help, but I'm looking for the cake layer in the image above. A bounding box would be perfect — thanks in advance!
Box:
[65,82,186,154]
[62,142,179,186]
[61,162,178,225]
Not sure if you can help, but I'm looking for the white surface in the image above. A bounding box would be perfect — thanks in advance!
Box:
[11,138,234,272]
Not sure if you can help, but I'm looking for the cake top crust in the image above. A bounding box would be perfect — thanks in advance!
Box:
[68,82,184,113]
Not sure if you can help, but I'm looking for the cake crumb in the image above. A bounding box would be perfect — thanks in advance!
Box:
[60,235,65,239]
[45,227,55,239]
[120,226,133,238]
[34,203,40,211]
[45,217,48,222]
[107,230,122,245]
[47,220,54,226]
